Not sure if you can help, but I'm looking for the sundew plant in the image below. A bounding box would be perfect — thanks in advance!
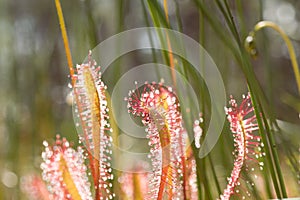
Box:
[1,0,299,200]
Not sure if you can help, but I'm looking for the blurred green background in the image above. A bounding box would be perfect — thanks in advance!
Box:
[0,0,299,199]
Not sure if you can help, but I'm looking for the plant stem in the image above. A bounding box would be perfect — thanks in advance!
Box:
[214,0,241,49]
[174,0,183,32]
[260,102,287,198]
[244,82,281,199]
[198,3,222,198]
[163,0,170,24]
[208,154,221,195]
[146,0,170,63]
[236,0,246,38]
[54,0,74,78]
[83,0,99,47]
[223,0,241,48]
[198,6,205,200]
[173,0,189,78]
[257,7,273,195]
[163,0,177,86]
[141,0,161,79]
[193,0,241,65]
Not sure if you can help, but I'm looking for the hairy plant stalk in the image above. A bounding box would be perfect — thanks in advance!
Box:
[220,94,262,200]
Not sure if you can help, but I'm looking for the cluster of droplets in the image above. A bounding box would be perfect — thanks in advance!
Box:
[193,116,203,149]
[72,52,114,199]
[220,93,264,200]
[40,135,93,200]
[127,82,192,200]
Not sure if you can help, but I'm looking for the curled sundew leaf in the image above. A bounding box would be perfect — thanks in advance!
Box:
[220,93,264,200]
[73,52,114,199]
[127,82,192,200]
[40,135,93,200]
[21,175,51,200]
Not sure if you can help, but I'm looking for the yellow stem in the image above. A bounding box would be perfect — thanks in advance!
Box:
[253,21,300,94]
[163,0,169,24]
[54,0,74,79]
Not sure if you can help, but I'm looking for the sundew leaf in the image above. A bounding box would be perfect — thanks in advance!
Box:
[73,52,114,199]
[220,93,264,200]
[127,82,197,200]
[40,136,93,200]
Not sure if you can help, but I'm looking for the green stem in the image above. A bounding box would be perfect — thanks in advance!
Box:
[174,0,183,32]
[240,30,285,198]
[146,0,170,65]
[173,0,187,76]
[202,157,213,200]
[214,0,241,48]
[236,0,246,38]
[83,0,99,47]
[199,3,222,198]
[256,6,274,193]
[214,1,235,45]
[141,0,161,79]
[208,154,221,195]
[247,81,283,198]
[260,101,287,198]
[223,0,242,47]
[193,0,241,66]
[196,4,205,199]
